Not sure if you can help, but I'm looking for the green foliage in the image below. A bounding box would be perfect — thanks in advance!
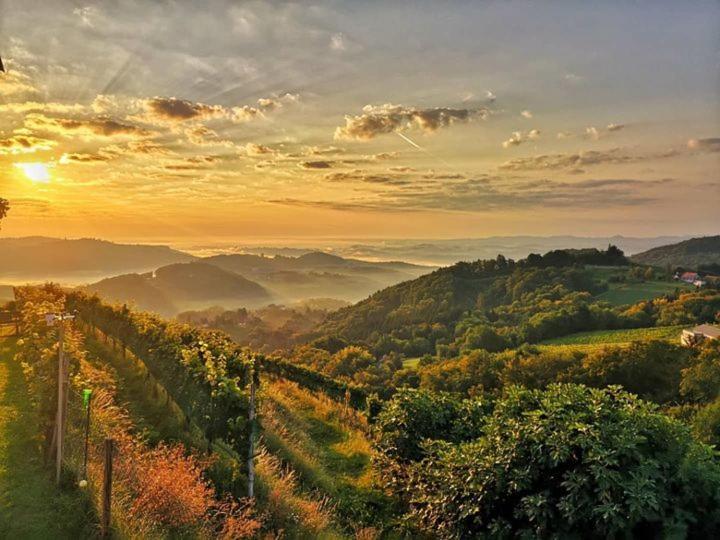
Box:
[259,354,369,409]
[693,398,720,447]
[13,284,86,447]
[578,340,690,403]
[66,291,254,457]
[374,388,490,462]
[381,384,720,539]
[681,340,720,403]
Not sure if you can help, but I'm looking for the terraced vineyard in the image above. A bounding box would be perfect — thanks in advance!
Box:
[538,325,686,352]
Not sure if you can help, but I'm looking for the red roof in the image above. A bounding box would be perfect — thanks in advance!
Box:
[681,272,699,280]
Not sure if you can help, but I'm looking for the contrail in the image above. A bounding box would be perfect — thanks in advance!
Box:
[395,131,456,169]
[396,131,423,150]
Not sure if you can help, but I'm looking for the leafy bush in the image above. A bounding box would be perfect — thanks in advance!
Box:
[382,384,720,539]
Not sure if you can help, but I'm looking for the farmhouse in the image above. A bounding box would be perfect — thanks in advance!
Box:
[677,271,700,284]
[681,324,720,346]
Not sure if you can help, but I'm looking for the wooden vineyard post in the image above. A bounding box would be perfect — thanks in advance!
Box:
[247,363,256,498]
[102,438,114,538]
[55,321,65,485]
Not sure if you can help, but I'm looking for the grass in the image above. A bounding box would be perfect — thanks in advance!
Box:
[0,338,96,538]
[402,357,420,369]
[82,330,196,447]
[260,378,394,537]
[596,280,691,306]
[536,325,686,353]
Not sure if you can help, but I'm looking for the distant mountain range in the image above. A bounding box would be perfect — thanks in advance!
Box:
[210,235,692,266]
[70,245,431,315]
[0,237,194,282]
[2,235,716,316]
[630,236,720,270]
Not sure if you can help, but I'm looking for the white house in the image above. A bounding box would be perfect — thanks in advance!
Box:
[681,324,720,346]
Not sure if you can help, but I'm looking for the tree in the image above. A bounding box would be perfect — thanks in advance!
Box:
[0,198,8,228]
[388,384,720,539]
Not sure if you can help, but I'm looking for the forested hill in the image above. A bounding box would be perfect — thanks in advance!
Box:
[630,235,720,270]
[313,246,627,353]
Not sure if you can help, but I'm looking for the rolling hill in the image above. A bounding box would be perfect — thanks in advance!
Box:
[82,262,271,315]
[630,235,720,269]
[203,251,432,303]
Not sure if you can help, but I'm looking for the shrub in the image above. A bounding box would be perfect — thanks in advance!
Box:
[394,384,720,539]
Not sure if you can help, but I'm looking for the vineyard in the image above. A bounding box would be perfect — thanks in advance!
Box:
[4,282,720,538]
[539,325,686,349]
[2,285,392,538]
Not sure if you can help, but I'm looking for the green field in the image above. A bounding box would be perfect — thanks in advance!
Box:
[584,266,693,306]
[402,357,421,369]
[539,325,685,352]
[597,281,691,306]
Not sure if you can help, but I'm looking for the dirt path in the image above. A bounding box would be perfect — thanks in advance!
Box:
[0,338,94,538]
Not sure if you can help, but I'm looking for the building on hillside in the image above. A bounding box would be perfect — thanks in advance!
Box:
[677,271,700,284]
[681,324,720,346]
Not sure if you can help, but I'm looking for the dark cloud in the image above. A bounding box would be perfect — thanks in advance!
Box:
[300,160,333,169]
[335,103,487,140]
[0,134,56,154]
[25,113,153,138]
[59,152,111,163]
[688,138,720,152]
[143,97,226,121]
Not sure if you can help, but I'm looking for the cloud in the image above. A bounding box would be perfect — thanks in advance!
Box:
[334,103,486,140]
[73,6,98,27]
[100,140,172,156]
[240,143,278,157]
[564,73,584,84]
[521,110,533,119]
[0,70,38,96]
[300,160,333,169]
[330,33,346,51]
[499,147,681,171]
[270,176,673,213]
[369,152,398,160]
[142,97,227,122]
[0,102,86,114]
[59,152,110,164]
[585,124,626,140]
[502,129,540,148]
[0,134,57,155]
[25,113,154,139]
[184,125,234,147]
[687,138,720,152]
[231,93,298,122]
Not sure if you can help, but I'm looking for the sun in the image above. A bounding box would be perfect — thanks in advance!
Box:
[14,162,51,183]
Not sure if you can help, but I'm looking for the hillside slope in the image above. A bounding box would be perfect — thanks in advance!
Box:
[630,235,720,269]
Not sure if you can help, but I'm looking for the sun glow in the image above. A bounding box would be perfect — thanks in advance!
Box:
[15,162,51,183]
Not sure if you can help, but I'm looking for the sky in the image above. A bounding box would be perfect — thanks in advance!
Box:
[0,0,718,243]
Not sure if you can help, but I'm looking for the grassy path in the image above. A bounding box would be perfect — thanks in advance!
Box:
[261,378,396,536]
[0,338,94,538]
